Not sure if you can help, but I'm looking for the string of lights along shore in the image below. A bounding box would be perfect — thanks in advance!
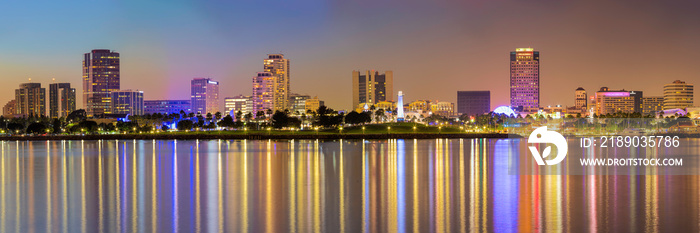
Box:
[1,47,696,121]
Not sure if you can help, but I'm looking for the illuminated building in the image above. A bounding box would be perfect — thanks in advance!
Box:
[49,83,76,118]
[252,72,274,116]
[642,97,664,115]
[15,83,46,117]
[288,94,310,115]
[374,101,396,111]
[352,70,393,109]
[575,87,587,111]
[397,91,404,121]
[83,49,120,117]
[264,54,290,111]
[144,100,191,115]
[593,87,643,115]
[110,90,143,115]
[510,48,539,111]
[494,106,516,117]
[304,96,324,112]
[224,95,252,117]
[663,80,694,110]
[457,91,490,116]
[430,101,454,116]
[3,100,16,118]
[408,100,430,112]
[191,78,220,114]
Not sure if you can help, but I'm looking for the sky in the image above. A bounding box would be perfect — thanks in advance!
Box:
[1,0,699,111]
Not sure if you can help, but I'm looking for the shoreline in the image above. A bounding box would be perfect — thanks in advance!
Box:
[0,133,517,141]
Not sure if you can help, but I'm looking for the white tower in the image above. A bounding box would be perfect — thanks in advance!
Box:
[397,91,404,122]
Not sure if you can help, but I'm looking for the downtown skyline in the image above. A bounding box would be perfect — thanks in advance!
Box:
[1,0,699,110]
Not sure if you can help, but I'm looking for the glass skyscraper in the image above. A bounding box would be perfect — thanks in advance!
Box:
[83,49,120,117]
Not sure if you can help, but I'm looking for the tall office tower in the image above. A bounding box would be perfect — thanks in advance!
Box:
[83,49,120,117]
[663,80,694,110]
[252,72,274,117]
[224,95,253,117]
[457,91,490,116]
[49,83,76,118]
[510,48,540,111]
[397,91,405,121]
[3,100,16,118]
[15,83,46,117]
[575,87,587,111]
[191,78,220,115]
[264,54,290,111]
[351,70,394,109]
[110,90,144,115]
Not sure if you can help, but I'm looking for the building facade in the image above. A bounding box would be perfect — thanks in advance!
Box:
[593,87,643,115]
[252,72,274,117]
[305,96,324,112]
[15,83,46,117]
[49,83,76,118]
[3,100,16,118]
[430,101,454,117]
[352,70,393,109]
[510,48,540,111]
[663,80,694,110]
[642,97,664,115]
[457,91,490,116]
[191,78,220,115]
[408,100,430,112]
[83,49,120,117]
[264,54,290,111]
[575,87,587,111]
[144,100,191,115]
[289,94,310,115]
[110,90,144,115]
[224,95,253,117]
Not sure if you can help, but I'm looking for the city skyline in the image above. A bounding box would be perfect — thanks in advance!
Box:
[1,1,699,110]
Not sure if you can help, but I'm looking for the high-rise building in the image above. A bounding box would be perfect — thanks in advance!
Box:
[110,90,144,115]
[49,83,76,118]
[510,48,540,111]
[663,80,694,110]
[264,54,290,111]
[575,87,587,111]
[352,70,393,109]
[593,87,643,115]
[83,49,120,117]
[3,100,16,118]
[642,97,664,115]
[252,72,274,117]
[144,100,191,115]
[457,91,490,116]
[15,83,46,117]
[289,94,310,115]
[224,95,253,117]
[191,78,220,115]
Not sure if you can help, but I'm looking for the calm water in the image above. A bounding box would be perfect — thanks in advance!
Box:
[0,139,699,233]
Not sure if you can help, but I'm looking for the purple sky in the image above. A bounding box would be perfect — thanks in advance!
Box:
[0,0,698,111]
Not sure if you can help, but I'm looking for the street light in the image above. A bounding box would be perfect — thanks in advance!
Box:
[362,126,365,135]
[413,126,417,133]
[388,126,391,134]
[339,127,343,134]
[438,126,442,134]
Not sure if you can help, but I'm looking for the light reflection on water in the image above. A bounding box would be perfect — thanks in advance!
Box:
[0,139,698,232]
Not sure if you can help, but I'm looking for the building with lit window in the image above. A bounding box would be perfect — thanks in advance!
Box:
[408,100,430,112]
[224,95,253,117]
[457,91,490,117]
[110,90,143,115]
[352,70,393,109]
[264,54,290,111]
[15,83,46,117]
[83,49,120,117]
[510,48,539,111]
[3,100,16,118]
[593,87,643,115]
[191,78,219,114]
[289,94,310,115]
[49,83,76,118]
[430,101,454,117]
[305,96,324,112]
[643,96,664,115]
[664,80,694,110]
[252,72,274,117]
[575,87,587,111]
[144,100,191,115]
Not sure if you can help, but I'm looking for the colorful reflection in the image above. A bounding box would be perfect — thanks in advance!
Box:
[0,139,698,232]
